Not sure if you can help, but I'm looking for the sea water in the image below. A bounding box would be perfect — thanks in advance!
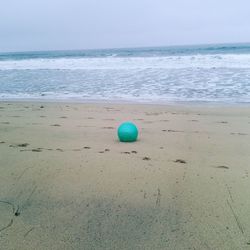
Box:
[0,43,250,103]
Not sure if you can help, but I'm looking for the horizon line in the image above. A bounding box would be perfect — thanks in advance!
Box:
[1,41,250,54]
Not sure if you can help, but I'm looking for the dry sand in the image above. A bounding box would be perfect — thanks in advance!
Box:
[0,102,250,249]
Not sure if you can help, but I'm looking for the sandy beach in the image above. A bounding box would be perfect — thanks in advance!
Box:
[0,102,250,249]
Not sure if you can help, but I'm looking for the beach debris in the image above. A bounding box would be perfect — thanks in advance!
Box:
[40,105,44,109]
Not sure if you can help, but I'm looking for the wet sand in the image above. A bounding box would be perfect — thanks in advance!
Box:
[0,102,250,249]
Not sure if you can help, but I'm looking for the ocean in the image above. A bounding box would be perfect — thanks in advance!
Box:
[1,43,250,104]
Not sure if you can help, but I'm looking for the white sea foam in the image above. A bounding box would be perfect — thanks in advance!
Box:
[1,54,250,70]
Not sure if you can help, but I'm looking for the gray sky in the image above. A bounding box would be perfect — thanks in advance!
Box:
[1,0,250,52]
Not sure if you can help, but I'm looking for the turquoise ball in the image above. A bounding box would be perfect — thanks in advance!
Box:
[118,122,138,142]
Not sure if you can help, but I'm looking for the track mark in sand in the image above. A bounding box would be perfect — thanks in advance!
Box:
[226,185,234,203]
[231,132,248,136]
[14,205,20,216]
[0,200,16,233]
[24,227,35,238]
[155,188,161,207]
[0,200,15,213]
[0,219,13,233]
[102,126,114,129]
[16,167,33,181]
[0,141,5,144]
[227,199,244,234]
[162,129,184,133]
[143,157,151,161]
[50,124,61,127]
[21,185,37,210]
[182,171,187,180]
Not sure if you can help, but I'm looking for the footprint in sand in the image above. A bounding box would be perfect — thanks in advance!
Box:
[121,151,131,154]
[215,165,229,169]
[217,121,228,124]
[9,143,29,148]
[174,159,187,164]
[31,148,43,152]
[98,149,110,154]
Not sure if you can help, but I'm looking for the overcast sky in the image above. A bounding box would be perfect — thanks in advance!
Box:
[1,0,250,52]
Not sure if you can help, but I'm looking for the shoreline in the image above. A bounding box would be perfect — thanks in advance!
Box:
[1,98,250,108]
[0,102,250,249]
